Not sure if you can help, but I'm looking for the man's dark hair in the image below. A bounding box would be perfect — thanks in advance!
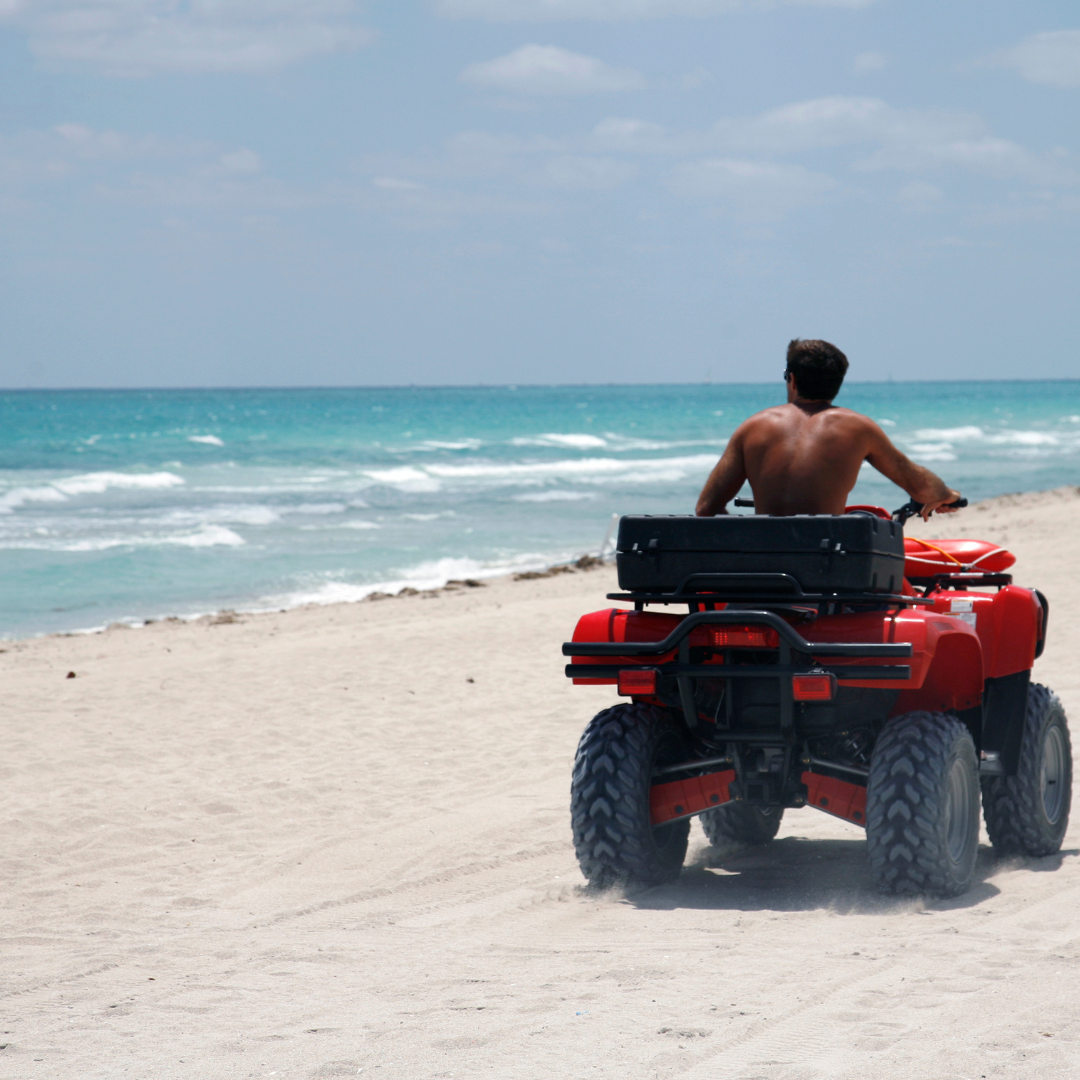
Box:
[785,339,849,401]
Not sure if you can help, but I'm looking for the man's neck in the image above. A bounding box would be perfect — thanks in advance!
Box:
[787,395,834,415]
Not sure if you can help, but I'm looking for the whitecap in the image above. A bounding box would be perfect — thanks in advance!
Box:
[338,521,381,530]
[361,466,441,493]
[912,426,984,442]
[511,433,609,449]
[513,490,597,502]
[877,419,897,427]
[426,453,717,484]
[159,504,279,527]
[541,433,608,449]
[281,503,348,515]
[189,435,225,446]
[0,485,68,513]
[986,431,1059,446]
[3,525,245,552]
[52,471,185,497]
[170,525,245,548]
[0,471,185,513]
[413,439,484,452]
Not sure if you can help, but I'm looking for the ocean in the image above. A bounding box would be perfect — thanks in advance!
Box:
[3,381,1079,638]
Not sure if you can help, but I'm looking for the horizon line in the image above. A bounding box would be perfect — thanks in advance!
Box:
[3,376,1080,392]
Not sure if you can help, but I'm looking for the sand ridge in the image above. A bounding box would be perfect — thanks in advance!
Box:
[2,488,1079,1078]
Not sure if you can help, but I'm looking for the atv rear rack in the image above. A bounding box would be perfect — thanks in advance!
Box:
[605,571,930,610]
[563,609,912,733]
[563,609,912,660]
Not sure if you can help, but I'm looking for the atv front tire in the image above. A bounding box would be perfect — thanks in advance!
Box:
[570,703,690,889]
[866,711,980,897]
[981,683,1072,857]
[700,803,783,853]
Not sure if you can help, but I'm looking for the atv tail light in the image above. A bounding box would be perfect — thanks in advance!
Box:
[710,627,780,649]
[792,672,837,701]
[617,668,658,696]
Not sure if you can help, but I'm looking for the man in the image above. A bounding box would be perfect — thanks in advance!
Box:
[696,339,961,521]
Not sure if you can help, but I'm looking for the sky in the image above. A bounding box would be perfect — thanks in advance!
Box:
[0,1,1078,388]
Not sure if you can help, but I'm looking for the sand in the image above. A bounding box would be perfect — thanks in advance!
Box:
[3,487,1080,1079]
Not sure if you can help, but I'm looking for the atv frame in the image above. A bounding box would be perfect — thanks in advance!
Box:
[564,501,1071,897]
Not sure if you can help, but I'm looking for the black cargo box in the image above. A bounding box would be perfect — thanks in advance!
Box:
[616,514,905,596]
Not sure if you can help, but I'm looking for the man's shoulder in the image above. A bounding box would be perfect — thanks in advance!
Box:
[827,407,885,433]
[819,405,873,422]
[742,403,793,425]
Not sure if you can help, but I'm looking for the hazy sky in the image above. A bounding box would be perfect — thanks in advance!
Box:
[1,1,1078,387]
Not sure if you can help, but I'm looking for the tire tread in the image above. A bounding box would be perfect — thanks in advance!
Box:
[981,683,1072,857]
[570,703,689,888]
[866,710,979,897]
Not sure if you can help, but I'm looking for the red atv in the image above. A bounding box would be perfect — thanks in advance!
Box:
[564,501,1071,897]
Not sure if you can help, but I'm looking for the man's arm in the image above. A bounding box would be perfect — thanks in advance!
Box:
[863,421,961,521]
[696,430,748,516]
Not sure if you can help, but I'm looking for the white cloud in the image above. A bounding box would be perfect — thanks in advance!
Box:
[699,96,1076,184]
[0,123,209,192]
[438,0,874,19]
[542,155,638,188]
[668,158,836,218]
[0,0,374,76]
[857,135,1074,185]
[853,50,887,73]
[459,44,645,94]
[713,96,982,155]
[994,30,1080,89]
[591,116,683,153]
[53,122,179,158]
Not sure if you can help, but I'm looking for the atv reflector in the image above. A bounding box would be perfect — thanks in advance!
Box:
[710,627,779,649]
[792,672,837,701]
[617,668,657,695]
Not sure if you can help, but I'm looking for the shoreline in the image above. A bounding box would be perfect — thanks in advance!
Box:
[15,552,613,644]
[12,483,1076,645]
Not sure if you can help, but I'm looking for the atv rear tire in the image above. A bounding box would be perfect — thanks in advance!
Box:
[571,703,690,889]
[700,803,784,853]
[981,683,1072,857]
[866,711,980,897]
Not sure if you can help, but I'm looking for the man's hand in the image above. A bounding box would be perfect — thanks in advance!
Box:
[865,425,963,522]
[918,489,963,522]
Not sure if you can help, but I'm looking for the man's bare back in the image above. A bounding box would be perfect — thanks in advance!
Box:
[697,345,960,520]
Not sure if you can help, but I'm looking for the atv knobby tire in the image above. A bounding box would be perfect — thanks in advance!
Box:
[981,683,1072,857]
[866,711,980,897]
[700,803,784,853]
[571,703,690,889]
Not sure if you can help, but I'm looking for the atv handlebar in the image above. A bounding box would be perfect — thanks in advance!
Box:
[891,498,968,525]
[732,496,968,523]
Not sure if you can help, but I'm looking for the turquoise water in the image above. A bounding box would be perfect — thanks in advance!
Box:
[3,382,1079,638]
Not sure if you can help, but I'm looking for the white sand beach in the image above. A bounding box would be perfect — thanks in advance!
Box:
[3,488,1080,1079]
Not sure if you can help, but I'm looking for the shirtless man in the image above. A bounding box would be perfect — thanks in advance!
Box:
[696,339,961,521]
